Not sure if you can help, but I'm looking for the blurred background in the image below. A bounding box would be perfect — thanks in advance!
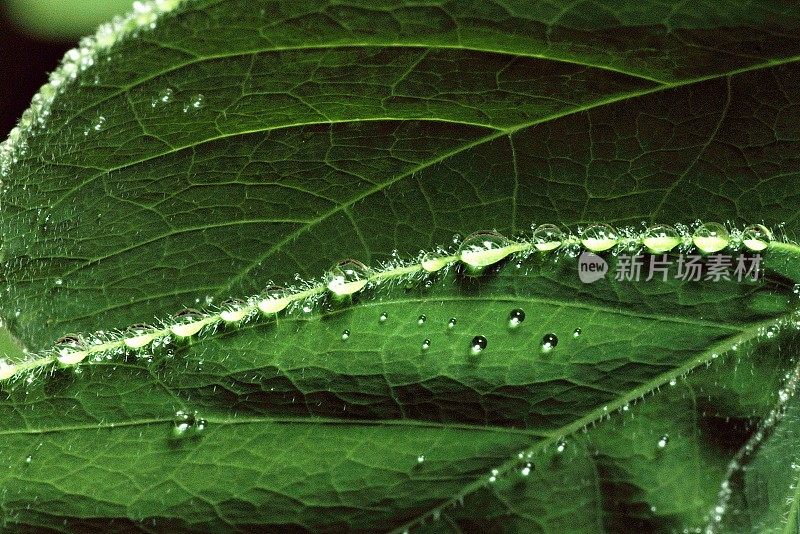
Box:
[1,0,132,136]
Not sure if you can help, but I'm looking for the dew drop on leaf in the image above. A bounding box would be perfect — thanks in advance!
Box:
[657,434,669,448]
[379,312,388,323]
[541,333,558,353]
[421,339,431,351]
[642,224,681,253]
[581,224,618,252]
[741,224,772,251]
[692,222,730,253]
[327,259,370,296]
[531,223,563,251]
[573,328,582,338]
[471,335,488,354]
[417,314,427,325]
[420,251,449,273]
[458,230,511,269]
[448,317,457,329]
[556,440,566,453]
[508,308,525,328]
[341,330,350,341]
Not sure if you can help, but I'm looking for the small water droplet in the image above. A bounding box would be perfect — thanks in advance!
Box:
[257,286,290,314]
[54,278,63,286]
[693,223,729,253]
[327,259,370,296]
[448,317,457,329]
[643,224,681,253]
[521,464,531,476]
[420,251,449,273]
[508,308,525,328]
[657,434,669,448]
[172,410,195,439]
[581,224,618,252]
[421,339,431,351]
[532,223,563,251]
[573,328,582,338]
[471,335,488,354]
[417,314,427,326]
[25,455,32,464]
[541,333,558,353]
[152,87,174,107]
[379,312,388,323]
[417,455,425,463]
[741,224,771,251]
[556,440,566,453]
[341,329,350,341]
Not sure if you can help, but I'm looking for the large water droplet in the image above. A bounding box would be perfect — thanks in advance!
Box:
[257,286,290,314]
[219,299,249,323]
[327,259,370,296]
[55,334,88,365]
[0,359,17,380]
[642,224,681,253]
[741,224,771,251]
[170,308,206,338]
[171,410,195,439]
[458,231,511,269]
[581,224,618,252]
[421,252,450,273]
[471,335,488,354]
[692,223,729,253]
[123,324,158,349]
[532,224,563,251]
[508,308,525,328]
[541,333,558,353]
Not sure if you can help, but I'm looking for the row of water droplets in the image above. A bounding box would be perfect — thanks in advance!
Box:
[0,222,784,382]
[0,0,184,177]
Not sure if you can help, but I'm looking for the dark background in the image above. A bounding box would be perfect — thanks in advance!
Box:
[1,5,78,137]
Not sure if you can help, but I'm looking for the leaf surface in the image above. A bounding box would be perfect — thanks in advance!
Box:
[1,1,800,531]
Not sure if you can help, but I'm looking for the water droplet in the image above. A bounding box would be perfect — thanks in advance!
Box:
[556,440,566,453]
[420,252,449,273]
[257,286,290,314]
[421,339,431,351]
[93,115,106,131]
[25,455,32,464]
[541,333,558,353]
[219,299,248,323]
[417,314,427,326]
[54,278,63,286]
[170,308,206,338]
[471,335,488,354]
[741,224,771,251]
[447,317,457,329]
[152,87,174,107]
[581,224,618,252]
[508,308,525,328]
[657,434,669,448]
[327,259,370,296]
[379,312,388,323]
[0,359,17,380]
[123,323,158,349]
[55,334,88,365]
[458,231,511,269]
[172,410,195,439]
[532,224,563,251]
[693,223,729,253]
[183,93,204,112]
[341,329,350,341]
[521,464,531,476]
[642,224,681,253]
[573,328,582,338]
[417,455,425,463]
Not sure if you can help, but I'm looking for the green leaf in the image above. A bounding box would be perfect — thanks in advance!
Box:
[1,0,800,531]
